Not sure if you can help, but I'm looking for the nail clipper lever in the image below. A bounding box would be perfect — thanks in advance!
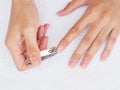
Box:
[25,47,58,67]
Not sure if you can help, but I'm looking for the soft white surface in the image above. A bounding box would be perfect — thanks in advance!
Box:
[0,0,120,90]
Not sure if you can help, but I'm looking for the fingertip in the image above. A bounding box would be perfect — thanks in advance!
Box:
[16,65,28,71]
[80,61,88,68]
[100,54,107,61]
[38,26,43,31]
[57,44,64,52]
[15,60,28,71]
[57,39,68,52]
[57,10,64,16]
[57,9,69,16]
[68,55,80,68]
[100,50,109,61]
[44,24,49,34]
[68,60,76,68]
[40,26,44,31]
[44,24,50,29]
[100,55,105,61]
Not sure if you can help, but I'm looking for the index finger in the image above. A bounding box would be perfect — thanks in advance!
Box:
[57,9,93,52]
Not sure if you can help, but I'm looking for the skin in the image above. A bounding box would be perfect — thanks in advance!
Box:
[5,0,49,71]
[57,0,120,68]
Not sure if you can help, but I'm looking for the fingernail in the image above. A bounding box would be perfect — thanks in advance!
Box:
[101,51,108,61]
[80,61,88,68]
[57,10,64,15]
[101,56,105,61]
[69,60,77,68]
[101,56,107,61]
[57,44,64,52]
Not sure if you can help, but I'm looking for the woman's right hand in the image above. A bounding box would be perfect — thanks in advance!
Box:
[5,0,49,71]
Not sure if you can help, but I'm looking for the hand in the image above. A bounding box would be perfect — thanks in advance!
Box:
[57,0,120,68]
[5,0,49,71]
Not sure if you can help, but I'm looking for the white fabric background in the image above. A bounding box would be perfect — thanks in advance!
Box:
[0,0,120,90]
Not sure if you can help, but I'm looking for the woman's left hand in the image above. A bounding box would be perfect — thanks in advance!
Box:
[57,0,120,68]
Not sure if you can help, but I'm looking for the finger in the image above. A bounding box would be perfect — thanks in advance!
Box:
[24,27,41,66]
[37,26,45,40]
[101,28,120,61]
[37,26,42,47]
[37,26,44,47]
[37,24,49,40]
[40,36,48,50]
[44,24,49,33]
[80,25,113,68]
[5,36,28,71]
[37,24,49,49]
[69,19,105,67]
[57,8,101,52]
[57,0,88,16]
[57,9,94,52]
[8,47,28,71]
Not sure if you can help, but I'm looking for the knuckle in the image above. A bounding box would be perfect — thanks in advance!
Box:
[85,54,93,61]
[100,12,109,20]
[90,23,98,30]
[28,51,40,66]
[67,2,72,7]
[5,39,8,47]
[94,38,103,46]
[5,39,12,48]
[110,37,116,43]
[61,38,69,46]
[71,26,78,33]
[74,53,80,57]
[91,6,98,11]
[87,6,99,17]
[28,52,38,59]
[83,36,92,46]
[70,27,81,35]
[90,2,100,9]
[27,45,39,54]
[73,53,81,60]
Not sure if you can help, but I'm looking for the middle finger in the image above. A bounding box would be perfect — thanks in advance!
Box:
[69,18,106,67]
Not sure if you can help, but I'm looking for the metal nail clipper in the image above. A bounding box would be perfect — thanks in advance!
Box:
[25,47,58,67]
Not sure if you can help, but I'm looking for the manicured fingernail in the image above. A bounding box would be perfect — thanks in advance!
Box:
[57,11,62,15]
[69,60,77,68]
[80,61,88,68]
[101,51,109,61]
[57,10,64,15]
[57,44,64,52]
[101,55,107,61]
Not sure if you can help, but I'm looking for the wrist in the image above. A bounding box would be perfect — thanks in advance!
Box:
[12,0,35,7]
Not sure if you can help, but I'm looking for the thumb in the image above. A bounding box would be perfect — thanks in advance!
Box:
[57,0,88,16]
[24,28,41,66]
